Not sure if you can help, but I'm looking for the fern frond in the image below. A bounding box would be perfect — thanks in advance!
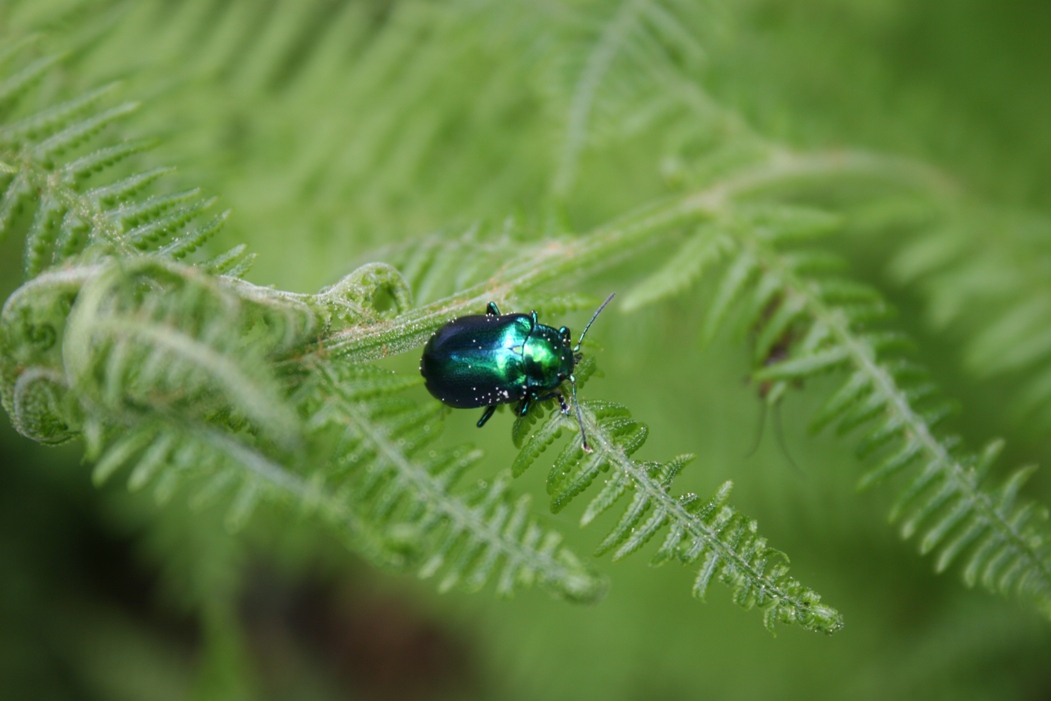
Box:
[705,205,1051,619]
[511,387,843,634]
[67,142,162,185]
[202,243,256,278]
[372,222,531,306]
[1,51,943,626]
[88,419,401,567]
[0,51,238,277]
[0,234,605,600]
[304,364,607,603]
[2,83,123,145]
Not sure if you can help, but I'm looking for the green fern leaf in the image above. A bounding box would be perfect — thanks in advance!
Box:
[513,397,843,634]
[61,258,311,447]
[306,363,607,603]
[0,52,242,277]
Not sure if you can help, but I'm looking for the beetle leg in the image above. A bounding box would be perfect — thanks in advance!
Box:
[476,404,497,427]
[532,391,569,416]
[516,396,532,417]
[486,302,500,316]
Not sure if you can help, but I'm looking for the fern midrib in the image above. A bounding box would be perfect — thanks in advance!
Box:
[327,375,591,585]
[754,238,1051,590]
[5,144,135,257]
[583,405,809,609]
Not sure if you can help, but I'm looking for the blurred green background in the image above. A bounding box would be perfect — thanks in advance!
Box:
[3,0,1051,699]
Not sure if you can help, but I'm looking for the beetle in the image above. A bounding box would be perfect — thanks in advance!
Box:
[419,293,615,452]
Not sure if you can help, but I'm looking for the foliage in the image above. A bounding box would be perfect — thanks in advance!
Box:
[2,0,1051,699]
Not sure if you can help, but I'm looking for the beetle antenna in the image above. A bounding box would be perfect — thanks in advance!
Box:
[571,292,613,452]
[575,292,615,352]
[571,380,592,452]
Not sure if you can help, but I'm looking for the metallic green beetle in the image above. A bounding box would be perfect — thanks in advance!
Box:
[420,294,614,452]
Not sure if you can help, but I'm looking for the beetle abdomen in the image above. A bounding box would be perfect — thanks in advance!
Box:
[420,313,531,408]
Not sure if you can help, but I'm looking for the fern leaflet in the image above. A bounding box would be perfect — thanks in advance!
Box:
[0,54,252,279]
[703,205,1051,619]
[510,361,843,634]
[302,363,608,602]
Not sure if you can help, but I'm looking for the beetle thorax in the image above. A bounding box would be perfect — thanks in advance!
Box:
[522,325,574,389]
